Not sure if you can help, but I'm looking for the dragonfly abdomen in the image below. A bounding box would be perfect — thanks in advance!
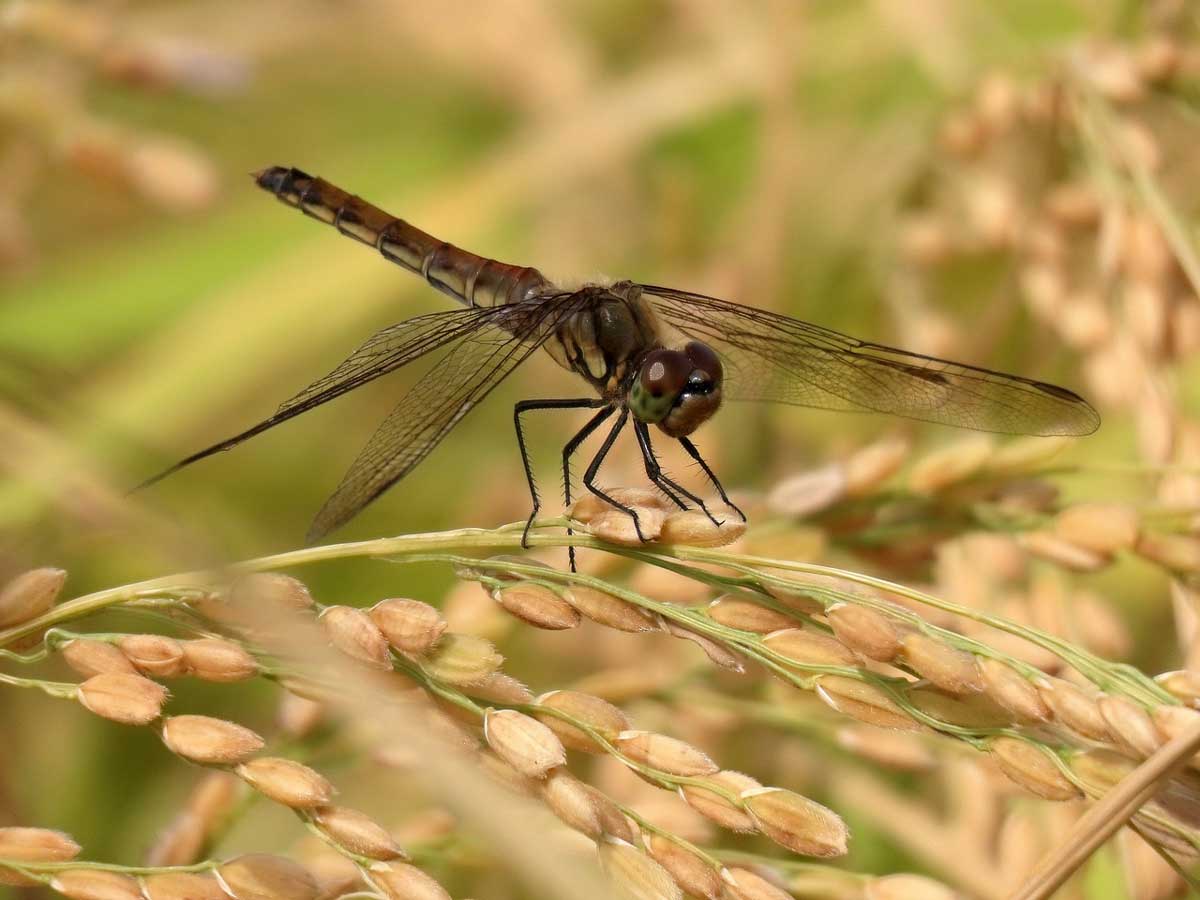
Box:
[254,167,550,308]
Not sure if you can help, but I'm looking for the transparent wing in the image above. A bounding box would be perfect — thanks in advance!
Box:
[138,302,552,490]
[306,293,585,541]
[273,307,496,418]
[639,285,1099,436]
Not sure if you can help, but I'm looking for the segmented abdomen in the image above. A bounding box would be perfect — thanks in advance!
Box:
[255,166,550,308]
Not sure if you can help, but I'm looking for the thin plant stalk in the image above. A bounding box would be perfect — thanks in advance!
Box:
[1012,716,1200,900]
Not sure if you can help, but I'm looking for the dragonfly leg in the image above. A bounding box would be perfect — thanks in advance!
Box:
[514,398,608,549]
[582,407,649,542]
[558,404,618,571]
[631,421,687,510]
[677,435,747,522]
[633,422,724,526]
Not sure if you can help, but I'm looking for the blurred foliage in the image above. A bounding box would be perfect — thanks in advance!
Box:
[1,1,1198,898]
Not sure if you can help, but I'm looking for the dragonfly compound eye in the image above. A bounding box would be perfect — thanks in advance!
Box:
[660,378,723,437]
[684,341,722,386]
[630,349,690,424]
[639,349,691,398]
[628,347,724,437]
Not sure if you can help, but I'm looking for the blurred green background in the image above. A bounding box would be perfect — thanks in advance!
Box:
[0,2,1193,897]
[1,1,1122,557]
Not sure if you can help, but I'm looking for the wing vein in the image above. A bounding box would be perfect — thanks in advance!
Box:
[640,284,1099,436]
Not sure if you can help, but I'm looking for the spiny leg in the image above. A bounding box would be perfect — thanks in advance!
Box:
[582,407,648,541]
[678,435,746,522]
[514,398,608,548]
[560,405,617,571]
[631,420,687,510]
[634,421,722,526]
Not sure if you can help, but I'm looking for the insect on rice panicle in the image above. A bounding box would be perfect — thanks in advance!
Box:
[139,167,1100,563]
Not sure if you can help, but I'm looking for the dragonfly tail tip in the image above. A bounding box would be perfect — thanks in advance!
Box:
[252,166,293,192]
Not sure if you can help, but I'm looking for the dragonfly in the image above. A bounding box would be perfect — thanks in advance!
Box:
[140,166,1100,553]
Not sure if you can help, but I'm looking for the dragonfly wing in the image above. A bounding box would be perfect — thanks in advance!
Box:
[639,285,1100,437]
[306,293,585,541]
[138,304,524,490]
[273,307,500,418]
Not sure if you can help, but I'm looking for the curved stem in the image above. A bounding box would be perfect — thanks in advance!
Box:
[0,523,1172,712]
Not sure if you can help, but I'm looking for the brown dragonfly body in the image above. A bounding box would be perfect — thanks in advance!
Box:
[266,169,550,310]
[259,168,663,402]
[141,165,1100,558]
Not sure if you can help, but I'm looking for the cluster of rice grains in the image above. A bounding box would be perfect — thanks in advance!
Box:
[742,7,1200,894]
[889,0,1200,630]
[0,538,952,900]
[1,571,449,899]
[9,12,1200,900]
[1,430,1199,900]
[569,465,1200,893]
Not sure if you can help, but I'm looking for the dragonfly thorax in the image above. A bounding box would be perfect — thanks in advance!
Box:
[544,282,661,397]
[629,341,723,437]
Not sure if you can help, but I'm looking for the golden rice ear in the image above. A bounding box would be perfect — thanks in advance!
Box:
[161,715,264,765]
[582,506,666,545]
[742,788,849,858]
[570,488,668,523]
[659,510,745,547]
[369,598,447,654]
[236,758,334,809]
[597,838,681,900]
[77,673,168,725]
[217,854,319,900]
[319,606,392,670]
[534,690,630,752]
[708,597,795,633]
[0,828,81,886]
[52,869,142,900]
[484,709,566,779]
[721,866,795,900]
[492,583,580,630]
[616,730,719,777]
[143,872,228,900]
[116,635,187,678]
[63,639,137,678]
[182,639,259,682]
[989,738,1081,801]
[0,568,65,630]
[647,833,723,900]
[312,807,405,861]
[827,603,902,661]
[368,862,452,900]
[563,585,656,632]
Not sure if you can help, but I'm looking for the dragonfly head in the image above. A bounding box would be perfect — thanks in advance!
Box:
[629,341,723,437]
